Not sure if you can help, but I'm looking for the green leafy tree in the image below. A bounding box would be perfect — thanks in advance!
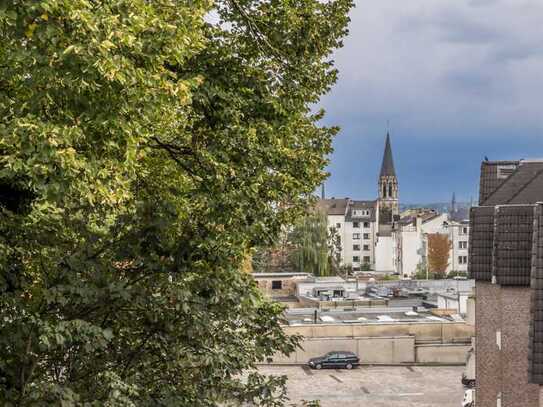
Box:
[414,261,428,280]
[327,225,343,275]
[289,211,330,276]
[0,0,352,405]
[428,233,451,279]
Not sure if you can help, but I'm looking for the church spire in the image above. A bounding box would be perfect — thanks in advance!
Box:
[380,132,396,177]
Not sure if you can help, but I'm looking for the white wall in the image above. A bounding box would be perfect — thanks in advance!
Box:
[327,214,377,270]
[448,223,470,273]
[437,292,470,315]
[327,215,347,264]
[399,228,423,277]
[375,236,394,272]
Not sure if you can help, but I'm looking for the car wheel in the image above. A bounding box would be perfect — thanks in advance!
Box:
[346,363,353,370]
[315,364,322,370]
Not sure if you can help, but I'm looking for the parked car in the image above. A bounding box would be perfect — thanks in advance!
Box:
[308,351,359,370]
[461,373,475,388]
[462,388,475,407]
[461,347,475,388]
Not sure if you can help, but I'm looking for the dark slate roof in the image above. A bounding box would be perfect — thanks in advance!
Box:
[345,200,377,222]
[468,206,495,282]
[316,198,349,216]
[509,164,543,204]
[493,205,535,286]
[379,133,396,178]
[479,160,519,205]
[529,203,543,384]
[482,161,543,206]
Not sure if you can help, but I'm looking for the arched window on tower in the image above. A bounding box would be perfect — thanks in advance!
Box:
[389,184,393,198]
[382,183,387,198]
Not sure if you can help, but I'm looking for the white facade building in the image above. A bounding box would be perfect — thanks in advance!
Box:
[395,212,470,277]
[318,198,378,271]
[318,134,471,277]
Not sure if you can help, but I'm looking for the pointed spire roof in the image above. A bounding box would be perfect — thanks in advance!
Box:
[379,133,396,177]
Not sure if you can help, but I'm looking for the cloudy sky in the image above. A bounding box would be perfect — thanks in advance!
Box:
[320,0,543,204]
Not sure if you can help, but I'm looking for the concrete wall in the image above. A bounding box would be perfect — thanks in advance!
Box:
[466,295,475,326]
[283,322,474,343]
[255,275,307,297]
[375,235,394,272]
[267,322,474,365]
[271,336,416,365]
[269,336,470,365]
[415,343,471,364]
[399,228,423,277]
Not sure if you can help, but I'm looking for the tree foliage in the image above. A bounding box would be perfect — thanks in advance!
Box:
[289,210,341,277]
[427,233,451,278]
[0,0,352,405]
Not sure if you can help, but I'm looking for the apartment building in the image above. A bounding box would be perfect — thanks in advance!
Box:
[469,159,543,407]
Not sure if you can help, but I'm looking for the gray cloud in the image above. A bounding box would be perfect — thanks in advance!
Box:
[322,0,543,135]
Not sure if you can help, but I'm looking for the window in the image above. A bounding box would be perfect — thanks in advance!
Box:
[353,209,371,217]
[271,280,282,290]
[497,164,517,179]
[353,221,360,228]
[336,223,341,229]
[363,233,370,240]
[363,245,370,251]
[363,256,371,263]
[353,256,360,263]
[459,226,469,235]
[388,184,393,197]
[458,256,468,265]
[353,233,360,240]
[363,222,370,228]
[459,241,468,249]
[353,244,360,251]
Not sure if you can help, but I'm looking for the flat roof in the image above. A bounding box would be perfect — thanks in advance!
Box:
[285,307,456,325]
[252,272,311,278]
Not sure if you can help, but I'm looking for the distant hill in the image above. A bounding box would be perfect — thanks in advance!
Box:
[400,202,472,215]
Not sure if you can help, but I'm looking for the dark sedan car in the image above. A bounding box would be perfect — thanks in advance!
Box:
[308,351,359,370]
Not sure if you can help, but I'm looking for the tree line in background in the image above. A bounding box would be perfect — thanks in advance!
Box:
[0,0,352,405]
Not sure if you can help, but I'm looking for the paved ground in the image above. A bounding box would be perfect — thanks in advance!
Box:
[258,365,464,407]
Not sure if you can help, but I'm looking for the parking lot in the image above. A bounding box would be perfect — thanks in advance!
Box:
[258,365,464,407]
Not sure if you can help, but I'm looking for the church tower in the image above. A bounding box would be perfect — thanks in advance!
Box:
[378,133,399,222]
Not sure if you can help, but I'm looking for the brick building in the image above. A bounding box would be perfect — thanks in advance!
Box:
[469,159,543,406]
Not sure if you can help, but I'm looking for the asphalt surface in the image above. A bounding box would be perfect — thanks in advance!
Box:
[258,365,465,407]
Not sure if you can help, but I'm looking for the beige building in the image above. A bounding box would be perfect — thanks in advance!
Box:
[469,159,543,407]
[252,272,310,299]
[318,133,398,272]
[319,134,470,277]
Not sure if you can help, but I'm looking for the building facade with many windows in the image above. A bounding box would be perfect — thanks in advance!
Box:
[319,134,470,276]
